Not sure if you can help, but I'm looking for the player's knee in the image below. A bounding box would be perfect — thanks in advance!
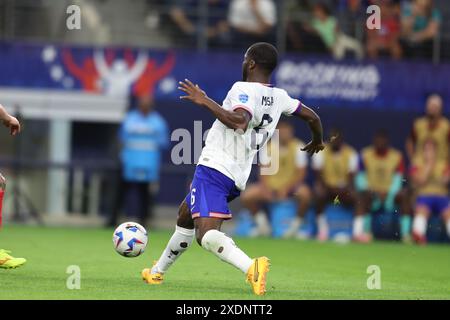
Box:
[414,204,430,217]
[314,184,326,199]
[240,191,252,205]
[442,207,450,220]
[296,184,311,201]
[199,229,232,253]
[396,188,408,203]
[195,231,204,246]
[357,191,371,207]
[195,225,219,246]
[240,186,258,205]
[194,217,223,245]
[196,227,211,246]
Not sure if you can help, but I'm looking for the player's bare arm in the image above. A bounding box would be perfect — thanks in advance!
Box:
[294,104,324,155]
[0,104,20,136]
[178,79,251,132]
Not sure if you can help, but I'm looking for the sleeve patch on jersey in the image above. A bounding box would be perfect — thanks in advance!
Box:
[238,94,249,103]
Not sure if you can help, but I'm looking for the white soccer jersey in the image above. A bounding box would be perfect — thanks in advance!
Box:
[198,81,301,190]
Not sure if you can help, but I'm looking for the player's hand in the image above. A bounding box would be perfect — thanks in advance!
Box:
[178,79,208,106]
[2,115,21,136]
[301,140,325,155]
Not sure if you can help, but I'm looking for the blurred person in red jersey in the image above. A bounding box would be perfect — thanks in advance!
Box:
[366,0,402,60]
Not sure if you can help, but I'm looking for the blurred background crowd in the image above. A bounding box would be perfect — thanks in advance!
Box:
[1,0,448,62]
[0,0,448,244]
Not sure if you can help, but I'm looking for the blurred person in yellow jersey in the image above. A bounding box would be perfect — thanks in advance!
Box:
[411,139,450,245]
[311,128,358,241]
[354,130,411,243]
[240,120,311,238]
[406,94,449,162]
[0,104,26,269]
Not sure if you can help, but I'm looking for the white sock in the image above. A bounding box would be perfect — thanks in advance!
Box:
[291,216,303,229]
[152,225,194,274]
[445,220,450,238]
[254,211,271,234]
[353,216,364,236]
[317,215,328,234]
[283,216,303,238]
[201,230,253,273]
[412,215,427,236]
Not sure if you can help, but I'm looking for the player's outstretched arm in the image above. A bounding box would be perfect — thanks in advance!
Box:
[293,104,324,155]
[178,79,250,132]
[0,104,20,136]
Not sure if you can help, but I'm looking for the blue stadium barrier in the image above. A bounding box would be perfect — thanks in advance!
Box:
[269,201,355,239]
[233,210,255,237]
[325,205,353,239]
[427,215,450,243]
[371,210,400,240]
[235,201,353,239]
[234,203,449,243]
[370,210,449,243]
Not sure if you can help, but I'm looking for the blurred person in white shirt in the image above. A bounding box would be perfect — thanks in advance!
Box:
[228,0,277,47]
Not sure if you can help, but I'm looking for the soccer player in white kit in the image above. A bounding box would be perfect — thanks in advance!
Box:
[142,43,324,295]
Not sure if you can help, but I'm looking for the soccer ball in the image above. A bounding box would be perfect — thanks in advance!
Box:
[112,222,148,257]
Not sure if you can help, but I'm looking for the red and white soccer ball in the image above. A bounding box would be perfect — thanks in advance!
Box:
[112,222,148,257]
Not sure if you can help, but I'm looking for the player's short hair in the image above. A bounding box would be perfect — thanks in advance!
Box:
[247,42,278,75]
[329,127,342,137]
[426,93,443,105]
[374,129,389,139]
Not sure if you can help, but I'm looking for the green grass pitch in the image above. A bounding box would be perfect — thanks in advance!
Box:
[0,225,449,300]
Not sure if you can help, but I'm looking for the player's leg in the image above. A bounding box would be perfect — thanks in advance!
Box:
[240,183,272,237]
[195,217,269,296]
[142,200,195,283]
[353,191,372,242]
[317,186,356,241]
[395,188,412,242]
[0,173,26,269]
[283,184,311,239]
[442,204,450,240]
[314,183,331,241]
[412,196,431,245]
[195,217,252,271]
